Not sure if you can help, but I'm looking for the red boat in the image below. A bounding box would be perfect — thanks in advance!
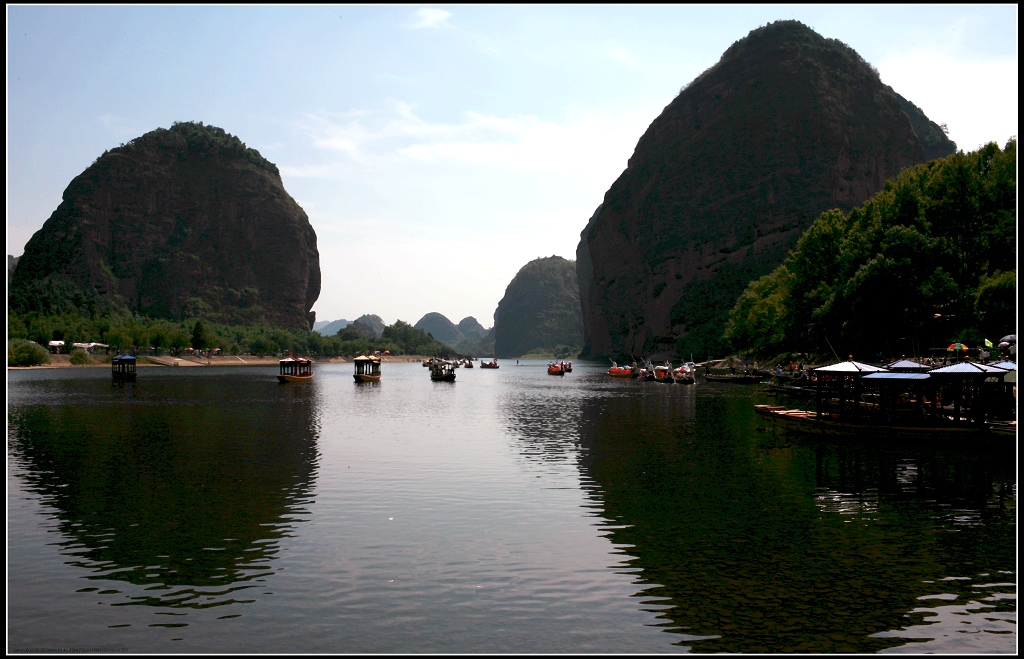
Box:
[548,361,566,376]
[607,362,636,378]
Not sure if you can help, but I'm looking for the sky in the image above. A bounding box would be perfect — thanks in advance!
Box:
[6,5,1018,329]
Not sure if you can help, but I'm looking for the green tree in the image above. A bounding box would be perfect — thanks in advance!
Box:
[191,320,207,350]
[8,339,50,366]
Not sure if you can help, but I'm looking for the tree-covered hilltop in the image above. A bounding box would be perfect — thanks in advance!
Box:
[724,139,1016,359]
[7,312,457,364]
[9,120,320,331]
[493,255,583,358]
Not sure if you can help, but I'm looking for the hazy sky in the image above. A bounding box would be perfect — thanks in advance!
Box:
[6,5,1017,328]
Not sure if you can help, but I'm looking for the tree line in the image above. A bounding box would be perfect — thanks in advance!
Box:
[724,139,1016,360]
[7,311,459,366]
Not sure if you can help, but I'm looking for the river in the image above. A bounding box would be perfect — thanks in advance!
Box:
[6,360,1016,653]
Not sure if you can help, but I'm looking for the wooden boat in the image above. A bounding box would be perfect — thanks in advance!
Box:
[672,362,696,384]
[704,372,765,383]
[564,361,572,373]
[653,363,673,383]
[480,359,499,369]
[353,354,381,382]
[111,354,137,382]
[767,381,816,395]
[548,361,566,376]
[278,357,313,382]
[608,362,637,378]
[754,404,1015,441]
[464,358,474,368]
[429,359,456,382]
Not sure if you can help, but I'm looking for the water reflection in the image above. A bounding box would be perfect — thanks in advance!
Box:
[560,382,1016,653]
[7,371,321,611]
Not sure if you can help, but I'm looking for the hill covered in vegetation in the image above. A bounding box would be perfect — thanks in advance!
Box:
[8,121,321,331]
[576,20,956,360]
[725,139,1016,359]
[494,255,583,358]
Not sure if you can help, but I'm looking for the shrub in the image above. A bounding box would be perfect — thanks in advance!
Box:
[70,349,92,365]
[8,339,51,366]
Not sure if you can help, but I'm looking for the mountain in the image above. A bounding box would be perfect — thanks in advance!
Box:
[493,255,583,358]
[575,20,956,359]
[8,121,321,330]
[414,312,463,346]
[457,317,487,341]
[353,314,385,338]
[313,319,349,336]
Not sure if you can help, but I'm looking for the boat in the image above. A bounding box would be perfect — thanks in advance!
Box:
[672,362,696,384]
[754,404,1015,441]
[704,372,765,384]
[480,359,499,369]
[278,357,313,382]
[111,354,137,382]
[548,361,566,376]
[653,363,673,383]
[429,359,457,382]
[564,361,572,373]
[608,361,637,378]
[754,358,1015,441]
[353,354,381,382]
[464,358,474,368]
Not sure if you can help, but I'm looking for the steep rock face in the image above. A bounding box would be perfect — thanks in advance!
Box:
[494,255,583,358]
[576,20,955,358]
[10,122,320,330]
[415,312,463,346]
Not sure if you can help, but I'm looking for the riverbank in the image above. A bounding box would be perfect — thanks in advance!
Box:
[8,354,431,369]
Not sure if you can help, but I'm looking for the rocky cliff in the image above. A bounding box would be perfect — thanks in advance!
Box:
[494,255,583,358]
[9,121,321,330]
[576,20,956,358]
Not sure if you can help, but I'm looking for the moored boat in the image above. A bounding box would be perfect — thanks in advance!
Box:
[480,358,499,369]
[353,354,381,382]
[705,372,765,383]
[278,357,313,382]
[111,354,137,382]
[754,404,1015,441]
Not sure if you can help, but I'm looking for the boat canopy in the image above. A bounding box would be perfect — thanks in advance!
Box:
[884,359,931,371]
[862,372,930,380]
[814,360,887,373]
[929,362,1008,375]
[989,360,1017,371]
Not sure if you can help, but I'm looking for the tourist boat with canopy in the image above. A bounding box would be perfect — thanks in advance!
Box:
[755,359,1015,440]
[353,354,381,382]
[480,358,499,369]
[278,357,313,382]
[111,354,137,382]
[429,359,457,382]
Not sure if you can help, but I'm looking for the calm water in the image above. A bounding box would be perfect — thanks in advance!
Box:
[7,361,1017,654]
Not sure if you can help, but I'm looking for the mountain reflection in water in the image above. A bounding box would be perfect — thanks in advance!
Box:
[7,371,320,611]
[7,363,1015,653]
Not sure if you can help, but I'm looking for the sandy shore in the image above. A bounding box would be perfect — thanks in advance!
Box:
[9,354,429,369]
